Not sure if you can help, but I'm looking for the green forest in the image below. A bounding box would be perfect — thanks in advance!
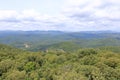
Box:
[0,44,120,80]
[0,0,120,79]
[1,31,120,52]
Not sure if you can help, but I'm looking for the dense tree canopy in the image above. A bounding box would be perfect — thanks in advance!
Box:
[0,44,120,80]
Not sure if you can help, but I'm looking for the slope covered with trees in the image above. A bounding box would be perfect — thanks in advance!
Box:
[0,31,120,52]
[0,44,120,80]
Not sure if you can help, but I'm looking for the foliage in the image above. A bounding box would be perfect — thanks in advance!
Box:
[0,44,120,80]
[0,31,120,52]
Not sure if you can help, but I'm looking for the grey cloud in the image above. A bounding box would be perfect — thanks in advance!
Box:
[70,12,91,18]
[0,18,21,23]
[21,17,37,22]
[65,0,120,31]
[0,0,120,31]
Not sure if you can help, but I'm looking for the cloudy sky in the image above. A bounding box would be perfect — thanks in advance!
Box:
[0,0,120,31]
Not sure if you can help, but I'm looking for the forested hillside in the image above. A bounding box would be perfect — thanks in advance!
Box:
[0,31,120,51]
[0,44,120,80]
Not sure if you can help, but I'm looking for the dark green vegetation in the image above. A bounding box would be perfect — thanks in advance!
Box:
[0,44,120,80]
[0,31,120,80]
[0,31,120,51]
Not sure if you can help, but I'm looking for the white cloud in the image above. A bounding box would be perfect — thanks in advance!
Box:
[62,0,120,31]
[0,10,18,19]
[0,10,65,31]
[0,0,120,31]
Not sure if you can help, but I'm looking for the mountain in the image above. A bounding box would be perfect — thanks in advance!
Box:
[0,30,120,51]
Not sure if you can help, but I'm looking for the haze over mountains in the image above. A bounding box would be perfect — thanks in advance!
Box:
[0,30,120,51]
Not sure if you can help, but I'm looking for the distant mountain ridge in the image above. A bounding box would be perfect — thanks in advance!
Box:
[0,30,120,51]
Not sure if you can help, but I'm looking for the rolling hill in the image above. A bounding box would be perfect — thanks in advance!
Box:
[0,31,120,51]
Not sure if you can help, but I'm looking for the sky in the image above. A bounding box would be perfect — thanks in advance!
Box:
[0,0,120,31]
